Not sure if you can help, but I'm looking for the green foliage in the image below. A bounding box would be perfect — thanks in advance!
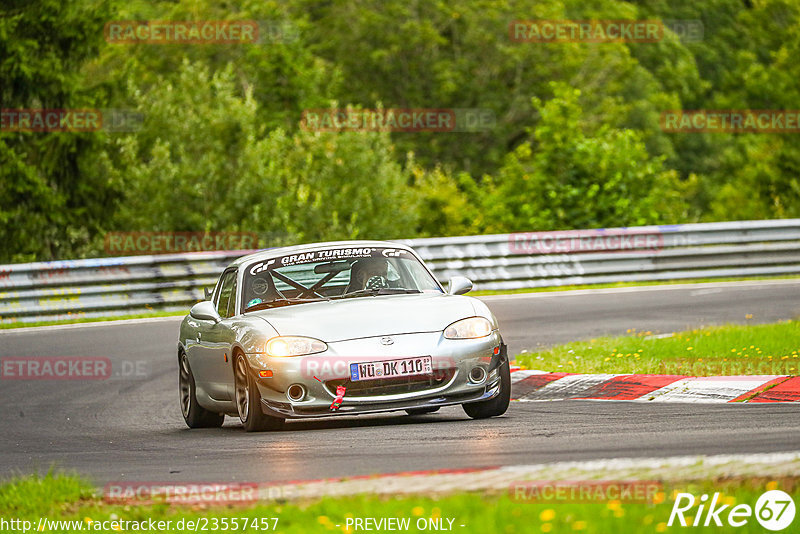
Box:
[515,321,800,376]
[408,163,480,237]
[3,0,800,262]
[710,135,800,220]
[296,0,692,178]
[637,0,800,219]
[93,0,340,131]
[0,0,115,262]
[259,127,419,244]
[483,84,686,232]
[3,471,798,534]
[96,63,418,249]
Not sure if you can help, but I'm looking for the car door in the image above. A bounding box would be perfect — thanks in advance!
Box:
[203,269,241,401]
[190,269,237,401]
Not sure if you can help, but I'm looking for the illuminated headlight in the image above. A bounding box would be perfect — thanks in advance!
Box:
[266,336,327,357]
[443,317,493,339]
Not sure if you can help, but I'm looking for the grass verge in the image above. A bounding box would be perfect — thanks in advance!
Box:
[470,274,800,296]
[1,473,797,533]
[0,310,185,330]
[514,321,800,376]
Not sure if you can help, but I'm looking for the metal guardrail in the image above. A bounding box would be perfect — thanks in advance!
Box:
[1,219,799,324]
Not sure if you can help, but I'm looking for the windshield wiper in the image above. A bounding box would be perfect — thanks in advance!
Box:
[244,297,328,312]
[333,288,421,300]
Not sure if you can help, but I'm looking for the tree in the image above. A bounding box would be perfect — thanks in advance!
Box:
[0,0,115,262]
[96,62,420,251]
[483,83,687,232]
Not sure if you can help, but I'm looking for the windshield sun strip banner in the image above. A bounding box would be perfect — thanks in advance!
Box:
[248,247,409,275]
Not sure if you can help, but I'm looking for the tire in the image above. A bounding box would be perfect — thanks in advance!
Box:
[462,358,511,419]
[179,351,225,428]
[405,407,440,415]
[234,353,284,432]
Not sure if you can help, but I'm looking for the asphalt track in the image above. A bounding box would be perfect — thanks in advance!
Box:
[1,280,799,485]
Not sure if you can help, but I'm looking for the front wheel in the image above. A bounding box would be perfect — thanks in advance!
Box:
[462,358,511,419]
[234,353,284,432]
[179,352,224,428]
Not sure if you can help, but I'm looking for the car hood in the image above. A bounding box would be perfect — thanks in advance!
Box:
[250,293,478,342]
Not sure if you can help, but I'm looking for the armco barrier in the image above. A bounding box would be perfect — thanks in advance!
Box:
[1,219,799,324]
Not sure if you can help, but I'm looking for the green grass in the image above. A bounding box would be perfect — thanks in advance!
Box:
[0,310,185,330]
[1,473,797,533]
[515,321,800,376]
[470,274,800,296]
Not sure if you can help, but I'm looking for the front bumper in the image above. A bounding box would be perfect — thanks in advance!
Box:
[245,331,505,418]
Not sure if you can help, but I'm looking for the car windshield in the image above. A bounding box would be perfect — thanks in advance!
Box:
[242,246,442,311]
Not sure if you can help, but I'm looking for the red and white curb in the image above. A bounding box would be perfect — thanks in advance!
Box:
[510,369,800,403]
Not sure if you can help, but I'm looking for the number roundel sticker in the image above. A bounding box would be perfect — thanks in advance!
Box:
[755,490,796,531]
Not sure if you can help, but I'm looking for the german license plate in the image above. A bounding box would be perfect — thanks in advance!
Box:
[349,356,432,382]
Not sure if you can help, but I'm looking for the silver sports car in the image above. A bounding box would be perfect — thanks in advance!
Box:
[178,241,510,431]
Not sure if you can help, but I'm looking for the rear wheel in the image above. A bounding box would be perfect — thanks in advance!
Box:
[463,358,511,419]
[234,353,284,432]
[405,407,440,415]
[179,352,224,428]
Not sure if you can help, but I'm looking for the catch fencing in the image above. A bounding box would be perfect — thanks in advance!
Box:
[1,219,799,324]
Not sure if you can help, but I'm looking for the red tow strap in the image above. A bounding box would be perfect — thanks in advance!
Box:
[330,385,347,411]
[314,376,347,412]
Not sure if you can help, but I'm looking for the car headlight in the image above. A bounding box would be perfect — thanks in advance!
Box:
[266,336,327,357]
[443,317,493,339]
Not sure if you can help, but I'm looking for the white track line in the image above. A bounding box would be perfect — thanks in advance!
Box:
[510,369,549,383]
[246,452,800,501]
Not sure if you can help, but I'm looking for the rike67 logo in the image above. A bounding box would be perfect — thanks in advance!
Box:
[669,490,795,531]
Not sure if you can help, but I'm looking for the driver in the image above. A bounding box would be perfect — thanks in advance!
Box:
[345,257,389,293]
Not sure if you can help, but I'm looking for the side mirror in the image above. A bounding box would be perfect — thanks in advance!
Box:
[190,301,221,323]
[447,276,473,295]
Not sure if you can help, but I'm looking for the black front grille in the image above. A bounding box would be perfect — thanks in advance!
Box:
[326,369,455,397]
